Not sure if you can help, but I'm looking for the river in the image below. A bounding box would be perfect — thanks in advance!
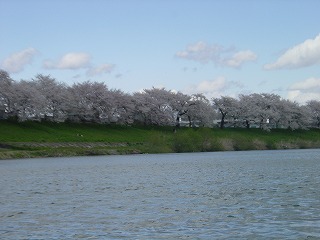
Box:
[1,149,320,239]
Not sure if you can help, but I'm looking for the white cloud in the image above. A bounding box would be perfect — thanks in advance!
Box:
[176,41,257,68]
[287,77,320,103]
[264,34,320,70]
[289,77,320,90]
[185,76,243,99]
[87,64,115,76]
[43,52,91,69]
[224,50,257,68]
[185,76,246,99]
[1,48,38,73]
[175,41,225,64]
[193,77,227,94]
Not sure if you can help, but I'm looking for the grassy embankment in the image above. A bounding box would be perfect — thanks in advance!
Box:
[0,120,320,159]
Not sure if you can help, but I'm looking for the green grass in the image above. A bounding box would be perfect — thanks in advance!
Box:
[0,120,319,159]
[0,120,161,142]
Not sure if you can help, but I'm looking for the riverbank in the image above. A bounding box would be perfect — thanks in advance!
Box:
[1,120,320,159]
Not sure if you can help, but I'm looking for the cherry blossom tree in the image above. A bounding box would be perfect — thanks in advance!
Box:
[238,93,282,130]
[32,74,69,121]
[11,80,46,120]
[212,96,239,129]
[67,81,112,123]
[132,88,213,128]
[132,88,174,126]
[0,70,16,117]
[186,94,214,127]
[272,99,310,130]
[108,89,135,125]
[307,100,320,128]
[1,70,319,130]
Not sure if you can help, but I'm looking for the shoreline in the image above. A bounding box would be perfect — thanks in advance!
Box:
[1,121,319,160]
[1,141,319,160]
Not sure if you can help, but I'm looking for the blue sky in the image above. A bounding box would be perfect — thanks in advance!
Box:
[1,0,320,103]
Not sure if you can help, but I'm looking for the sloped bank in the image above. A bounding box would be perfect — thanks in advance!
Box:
[0,121,320,159]
[167,127,320,152]
[0,142,144,159]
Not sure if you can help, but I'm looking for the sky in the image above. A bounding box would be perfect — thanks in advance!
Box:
[1,0,320,103]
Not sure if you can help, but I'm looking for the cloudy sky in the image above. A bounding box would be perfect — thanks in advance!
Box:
[1,0,320,103]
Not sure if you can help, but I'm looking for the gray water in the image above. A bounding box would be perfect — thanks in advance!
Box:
[1,149,320,239]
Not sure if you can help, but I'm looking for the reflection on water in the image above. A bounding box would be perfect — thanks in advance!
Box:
[1,149,320,239]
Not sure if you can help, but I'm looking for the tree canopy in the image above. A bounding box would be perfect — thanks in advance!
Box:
[1,70,319,130]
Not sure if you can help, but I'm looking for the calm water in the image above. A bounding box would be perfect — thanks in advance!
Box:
[1,149,320,239]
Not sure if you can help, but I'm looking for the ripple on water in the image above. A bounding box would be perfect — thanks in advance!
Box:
[0,149,320,239]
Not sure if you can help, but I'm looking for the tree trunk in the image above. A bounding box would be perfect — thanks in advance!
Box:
[188,115,192,128]
[220,113,225,129]
[246,120,250,129]
[175,116,180,128]
[260,118,263,129]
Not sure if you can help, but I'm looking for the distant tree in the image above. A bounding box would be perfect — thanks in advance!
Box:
[109,89,135,125]
[256,93,282,130]
[67,81,111,123]
[306,100,320,128]
[32,74,68,121]
[132,88,174,126]
[212,96,239,129]
[238,93,282,130]
[2,71,320,130]
[276,100,311,130]
[13,80,45,120]
[135,88,211,128]
[0,70,15,116]
[186,94,214,127]
[239,94,268,129]
[169,91,193,128]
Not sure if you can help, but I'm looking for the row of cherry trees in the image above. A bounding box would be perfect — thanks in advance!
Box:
[0,70,214,127]
[1,70,320,130]
[212,95,320,130]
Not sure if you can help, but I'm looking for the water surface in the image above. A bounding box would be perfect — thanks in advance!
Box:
[1,149,320,239]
